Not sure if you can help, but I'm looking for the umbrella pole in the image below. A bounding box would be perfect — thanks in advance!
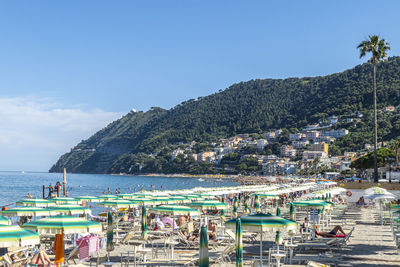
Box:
[260,226,263,266]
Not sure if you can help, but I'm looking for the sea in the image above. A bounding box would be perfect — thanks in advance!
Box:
[0,171,238,207]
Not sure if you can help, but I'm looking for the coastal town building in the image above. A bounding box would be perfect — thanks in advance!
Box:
[321,129,349,138]
[310,142,329,154]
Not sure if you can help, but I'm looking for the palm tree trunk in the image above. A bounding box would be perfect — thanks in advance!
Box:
[373,63,378,183]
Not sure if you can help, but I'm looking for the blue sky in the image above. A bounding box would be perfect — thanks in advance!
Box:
[0,1,399,171]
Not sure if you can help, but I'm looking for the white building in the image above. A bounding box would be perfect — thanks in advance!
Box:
[321,129,349,138]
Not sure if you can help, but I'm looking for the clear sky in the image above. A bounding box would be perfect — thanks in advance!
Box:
[0,0,399,171]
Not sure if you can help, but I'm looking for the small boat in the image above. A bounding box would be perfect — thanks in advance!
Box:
[197,178,205,182]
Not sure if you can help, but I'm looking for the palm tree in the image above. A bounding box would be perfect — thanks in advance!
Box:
[357,35,391,183]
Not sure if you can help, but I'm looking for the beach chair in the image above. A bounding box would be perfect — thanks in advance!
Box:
[177,231,198,249]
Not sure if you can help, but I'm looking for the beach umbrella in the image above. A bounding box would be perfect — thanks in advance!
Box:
[167,196,191,204]
[98,199,136,209]
[2,207,55,217]
[106,212,114,252]
[0,216,10,225]
[233,205,238,218]
[254,195,260,213]
[185,194,205,201]
[23,215,102,234]
[50,197,81,205]
[292,200,332,208]
[199,225,209,267]
[98,195,119,200]
[149,204,200,216]
[48,204,91,216]
[148,196,172,205]
[0,225,40,247]
[131,198,159,206]
[244,195,250,214]
[16,198,55,207]
[220,209,226,221]
[188,200,229,210]
[226,213,297,266]
[252,193,280,199]
[234,196,238,208]
[75,196,101,203]
[141,206,147,240]
[235,218,243,267]
[276,207,281,217]
[132,192,154,198]
[289,203,295,221]
[117,194,136,199]
[275,230,283,255]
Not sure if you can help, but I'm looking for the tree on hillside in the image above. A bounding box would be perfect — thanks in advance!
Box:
[350,147,395,171]
[357,35,391,182]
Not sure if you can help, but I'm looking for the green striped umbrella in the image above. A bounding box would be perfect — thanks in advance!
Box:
[0,225,40,247]
[276,207,281,217]
[226,214,297,266]
[106,212,114,252]
[75,196,101,203]
[98,199,137,209]
[199,225,209,267]
[141,206,147,240]
[275,230,283,256]
[244,195,250,214]
[149,204,200,216]
[98,195,119,200]
[50,197,81,205]
[132,192,154,198]
[195,193,215,200]
[131,197,159,206]
[148,196,172,205]
[48,204,92,215]
[188,200,229,210]
[289,203,295,221]
[0,216,10,225]
[392,205,400,209]
[184,194,205,201]
[235,218,243,267]
[167,196,191,204]
[2,207,55,217]
[252,193,280,199]
[16,198,55,207]
[117,194,136,199]
[254,195,260,213]
[23,215,102,234]
[292,200,332,208]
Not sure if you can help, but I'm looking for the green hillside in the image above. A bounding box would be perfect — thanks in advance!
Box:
[50,57,400,173]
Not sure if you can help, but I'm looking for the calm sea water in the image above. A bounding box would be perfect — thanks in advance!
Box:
[0,172,238,207]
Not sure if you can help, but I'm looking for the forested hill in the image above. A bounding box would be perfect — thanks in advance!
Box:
[50,57,400,173]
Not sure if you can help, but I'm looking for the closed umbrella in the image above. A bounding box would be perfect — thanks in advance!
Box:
[0,225,39,247]
[244,195,250,214]
[289,203,295,221]
[254,195,260,213]
[106,212,114,253]
[235,219,243,267]
[220,209,226,221]
[141,206,147,240]
[53,230,65,265]
[276,207,281,217]
[23,215,102,234]
[199,225,209,267]
[16,199,55,207]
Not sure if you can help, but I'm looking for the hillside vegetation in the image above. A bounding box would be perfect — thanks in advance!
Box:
[50,57,400,174]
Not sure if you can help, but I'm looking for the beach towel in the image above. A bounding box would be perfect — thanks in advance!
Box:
[53,233,65,265]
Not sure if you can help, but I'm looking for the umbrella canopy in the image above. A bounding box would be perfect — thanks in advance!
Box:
[50,197,81,205]
[131,193,154,198]
[188,200,228,210]
[365,193,395,200]
[167,196,191,204]
[141,206,147,240]
[106,212,114,252]
[149,204,200,216]
[98,195,119,200]
[131,198,160,205]
[275,230,283,245]
[0,216,10,225]
[0,225,40,247]
[292,200,332,208]
[48,204,91,215]
[2,207,55,217]
[75,196,101,203]
[98,199,136,209]
[16,198,55,207]
[254,195,260,213]
[185,194,205,200]
[199,225,209,267]
[225,213,297,232]
[252,193,280,199]
[23,215,102,234]
[117,194,137,199]
[235,218,243,267]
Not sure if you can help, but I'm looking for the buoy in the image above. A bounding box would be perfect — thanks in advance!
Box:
[346,191,352,197]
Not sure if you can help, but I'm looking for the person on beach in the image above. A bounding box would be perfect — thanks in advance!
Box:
[301,217,311,232]
[316,225,346,237]
[208,220,218,241]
